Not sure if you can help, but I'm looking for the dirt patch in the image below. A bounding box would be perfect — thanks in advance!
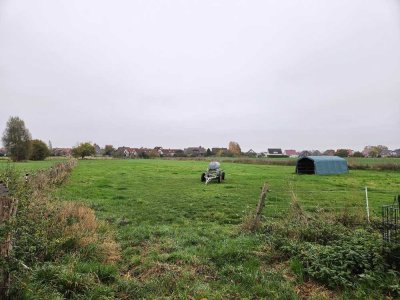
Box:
[138,262,183,281]
[295,281,336,299]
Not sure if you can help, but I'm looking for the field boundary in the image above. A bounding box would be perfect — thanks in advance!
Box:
[262,187,399,221]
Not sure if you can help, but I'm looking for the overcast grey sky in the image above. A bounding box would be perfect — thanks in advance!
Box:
[0,0,399,151]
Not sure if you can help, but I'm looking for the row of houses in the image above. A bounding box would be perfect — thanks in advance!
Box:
[247,148,400,158]
[362,146,400,158]
[114,146,239,158]
[2,145,400,158]
[115,147,185,158]
[244,148,297,158]
[48,146,400,159]
[52,148,72,156]
[114,146,227,158]
[112,147,300,158]
[96,144,400,159]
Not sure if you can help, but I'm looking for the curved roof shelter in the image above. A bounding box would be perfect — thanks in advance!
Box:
[296,156,348,175]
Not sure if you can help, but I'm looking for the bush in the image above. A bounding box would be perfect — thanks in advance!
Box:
[298,220,348,244]
[30,139,50,161]
[264,197,399,295]
[269,222,392,289]
[289,230,383,288]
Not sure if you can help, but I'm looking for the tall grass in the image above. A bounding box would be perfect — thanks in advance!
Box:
[348,162,400,171]
[264,194,400,298]
[0,159,121,298]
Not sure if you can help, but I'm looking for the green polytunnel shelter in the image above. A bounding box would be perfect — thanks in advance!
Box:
[296,156,348,175]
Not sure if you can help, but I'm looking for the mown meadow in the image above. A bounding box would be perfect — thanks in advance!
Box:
[1,158,400,299]
[57,159,399,299]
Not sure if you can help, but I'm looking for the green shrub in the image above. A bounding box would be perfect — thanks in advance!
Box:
[297,230,383,288]
[265,198,399,295]
[30,139,50,161]
[269,218,389,289]
[298,220,348,244]
[384,244,400,270]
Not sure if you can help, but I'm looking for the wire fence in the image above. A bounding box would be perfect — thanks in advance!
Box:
[263,187,399,219]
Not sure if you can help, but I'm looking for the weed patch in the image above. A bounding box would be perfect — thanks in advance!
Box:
[265,196,400,297]
[0,160,121,298]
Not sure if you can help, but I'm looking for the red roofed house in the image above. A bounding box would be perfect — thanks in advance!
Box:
[284,150,298,157]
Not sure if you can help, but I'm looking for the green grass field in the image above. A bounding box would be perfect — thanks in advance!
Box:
[0,157,67,174]
[49,159,400,298]
[3,157,400,298]
[57,159,400,219]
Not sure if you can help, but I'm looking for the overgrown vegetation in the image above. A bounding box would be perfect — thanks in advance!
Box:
[0,159,121,299]
[264,197,400,298]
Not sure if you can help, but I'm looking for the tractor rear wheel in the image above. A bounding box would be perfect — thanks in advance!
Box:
[222,172,225,180]
[201,173,206,182]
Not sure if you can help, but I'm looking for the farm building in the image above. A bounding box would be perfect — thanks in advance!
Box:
[296,156,348,175]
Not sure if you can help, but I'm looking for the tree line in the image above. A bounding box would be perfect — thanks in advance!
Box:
[2,117,50,161]
[2,116,395,161]
[1,116,99,161]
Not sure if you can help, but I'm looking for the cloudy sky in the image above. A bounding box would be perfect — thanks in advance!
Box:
[0,0,399,151]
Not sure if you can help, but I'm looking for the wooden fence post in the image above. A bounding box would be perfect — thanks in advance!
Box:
[251,182,269,231]
[0,182,18,298]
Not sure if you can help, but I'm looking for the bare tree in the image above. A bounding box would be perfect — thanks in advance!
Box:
[228,141,242,156]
